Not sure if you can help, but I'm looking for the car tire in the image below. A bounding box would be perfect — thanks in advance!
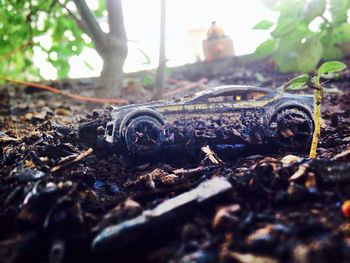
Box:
[124,116,165,155]
[270,108,314,151]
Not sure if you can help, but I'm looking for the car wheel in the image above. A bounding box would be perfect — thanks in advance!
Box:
[124,116,165,155]
[270,108,314,150]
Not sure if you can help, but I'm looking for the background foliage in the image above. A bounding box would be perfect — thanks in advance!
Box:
[254,0,350,73]
[0,0,105,80]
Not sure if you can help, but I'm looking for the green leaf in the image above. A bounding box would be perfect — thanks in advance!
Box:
[253,20,274,30]
[332,23,350,44]
[0,0,94,80]
[322,46,343,60]
[253,0,342,75]
[274,21,310,55]
[254,39,277,59]
[260,0,281,11]
[271,17,297,38]
[143,75,154,87]
[274,51,299,73]
[323,85,344,94]
[137,48,151,65]
[317,61,347,76]
[285,74,309,90]
[279,0,304,17]
[329,0,350,25]
[94,0,106,17]
[302,0,326,22]
[297,38,323,73]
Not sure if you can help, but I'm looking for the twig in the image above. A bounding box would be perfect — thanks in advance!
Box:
[172,166,205,175]
[1,77,128,104]
[332,147,350,161]
[201,145,224,165]
[51,148,93,172]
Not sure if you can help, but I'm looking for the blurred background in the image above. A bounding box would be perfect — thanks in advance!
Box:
[1,0,349,99]
[15,0,278,79]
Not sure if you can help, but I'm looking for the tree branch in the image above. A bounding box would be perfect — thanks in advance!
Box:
[106,0,127,41]
[72,0,106,49]
[56,0,87,34]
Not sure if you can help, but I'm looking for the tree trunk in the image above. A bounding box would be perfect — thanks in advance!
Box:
[154,0,166,100]
[98,35,128,98]
[72,0,128,99]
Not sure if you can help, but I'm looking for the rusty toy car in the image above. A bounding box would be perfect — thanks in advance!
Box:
[104,85,314,156]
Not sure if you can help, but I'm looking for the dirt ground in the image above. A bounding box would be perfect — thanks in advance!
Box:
[1,57,350,263]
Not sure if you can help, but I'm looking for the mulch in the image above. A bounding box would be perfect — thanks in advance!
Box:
[1,57,350,263]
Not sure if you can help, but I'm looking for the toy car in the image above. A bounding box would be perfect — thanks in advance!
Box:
[104,85,314,156]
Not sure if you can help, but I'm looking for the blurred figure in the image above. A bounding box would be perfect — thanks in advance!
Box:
[207,21,225,39]
[203,21,234,61]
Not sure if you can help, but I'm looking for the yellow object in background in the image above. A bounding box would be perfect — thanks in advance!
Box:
[203,21,234,61]
[207,21,225,39]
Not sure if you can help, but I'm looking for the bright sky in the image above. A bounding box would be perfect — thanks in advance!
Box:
[34,0,278,79]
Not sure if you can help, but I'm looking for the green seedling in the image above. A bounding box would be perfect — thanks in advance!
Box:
[284,61,347,158]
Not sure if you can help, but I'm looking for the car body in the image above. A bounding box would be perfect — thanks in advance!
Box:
[104,85,314,155]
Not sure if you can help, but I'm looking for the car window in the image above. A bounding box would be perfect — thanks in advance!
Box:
[193,90,268,103]
[207,96,225,102]
[206,92,266,103]
[251,91,267,100]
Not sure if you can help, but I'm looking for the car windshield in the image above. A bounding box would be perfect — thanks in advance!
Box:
[187,89,269,103]
[168,89,209,104]
[168,87,273,105]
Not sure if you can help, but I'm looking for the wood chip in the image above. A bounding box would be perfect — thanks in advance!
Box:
[281,155,302,165]
[172,166,205,175]
[289,163,309,181]
[332,148,350,161]
[51,148,93,172]
[223,251,277,263]
[201,145,224,165]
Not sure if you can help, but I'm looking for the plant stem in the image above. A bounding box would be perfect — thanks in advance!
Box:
[309,86,322,158]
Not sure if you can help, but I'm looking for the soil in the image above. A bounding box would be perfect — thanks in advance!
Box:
[1,56,350,263]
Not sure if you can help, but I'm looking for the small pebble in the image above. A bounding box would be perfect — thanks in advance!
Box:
[342,200,350,217]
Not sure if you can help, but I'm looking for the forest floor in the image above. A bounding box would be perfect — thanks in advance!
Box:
[1,56,350,263]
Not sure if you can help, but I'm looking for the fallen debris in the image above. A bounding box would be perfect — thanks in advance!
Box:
[212,204,241,231]
[289,163,309,181]
[51,148,93,172]
[172,166,205,176]
[94,198,142,231]
[332,147,350,161]
[9,165,46,182]
[201,145,224,164]
[221,251,278,263]
[92,177,232,253]
[1,53,350,263]
[281,154,302,165]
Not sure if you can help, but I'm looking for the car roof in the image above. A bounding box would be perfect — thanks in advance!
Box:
[187,85,275,101]
[111,85,278,113]
[209,85,273,94]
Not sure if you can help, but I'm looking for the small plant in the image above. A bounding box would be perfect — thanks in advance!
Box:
[284,60,347,158]
[254,0,350,73]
